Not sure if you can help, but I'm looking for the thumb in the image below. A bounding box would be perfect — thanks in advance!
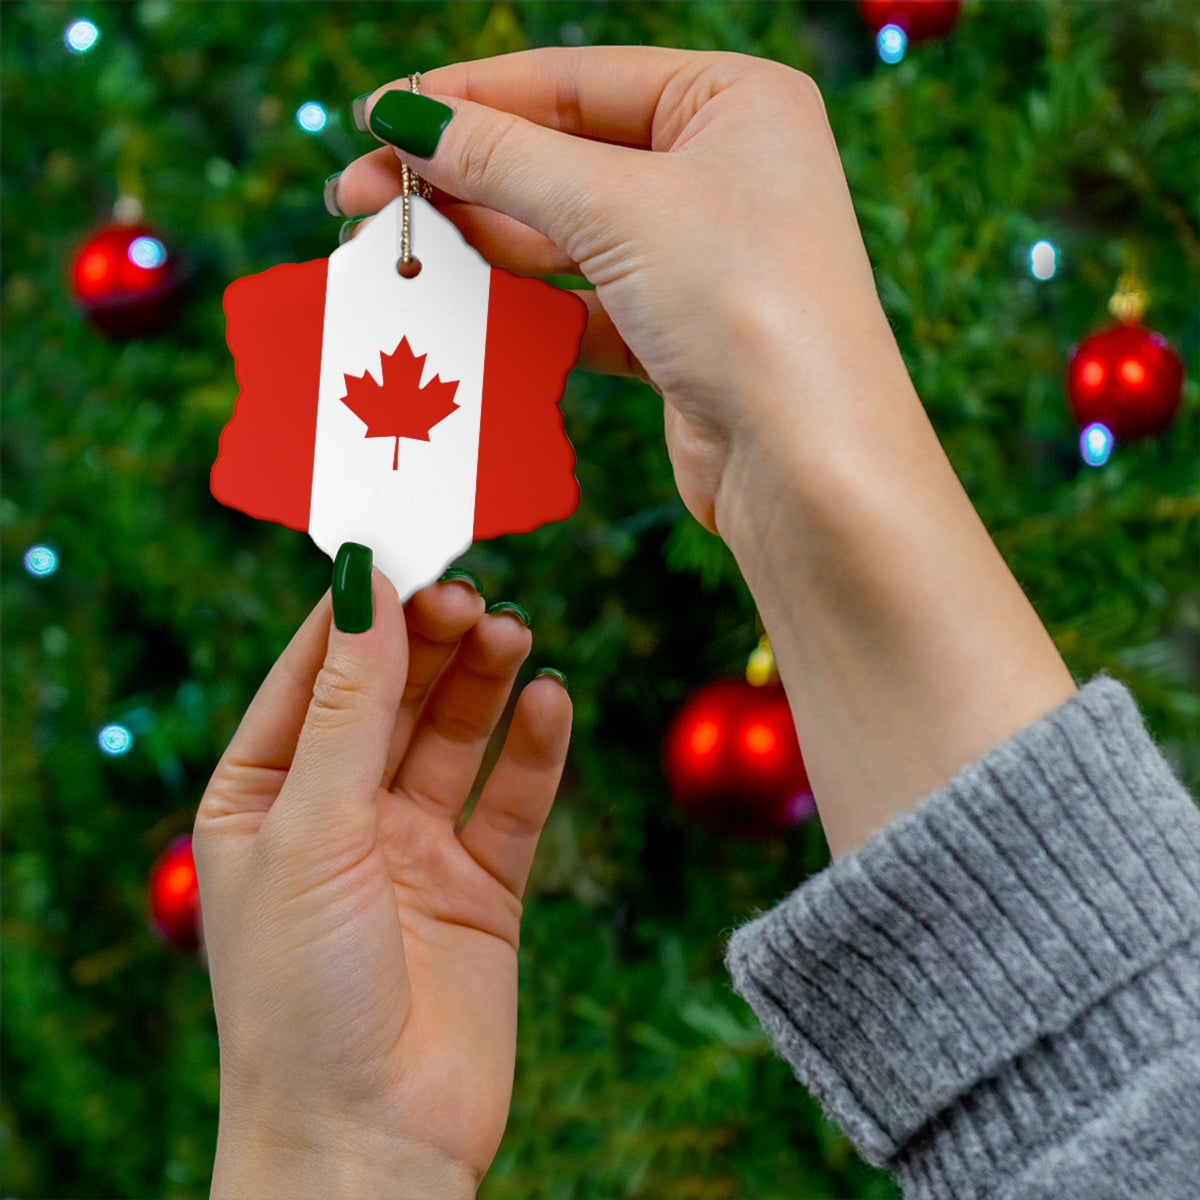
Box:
[364,87,632,263]
[272,543,406,850]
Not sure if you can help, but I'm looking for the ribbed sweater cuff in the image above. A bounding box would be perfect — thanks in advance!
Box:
[725,677,1200,1184]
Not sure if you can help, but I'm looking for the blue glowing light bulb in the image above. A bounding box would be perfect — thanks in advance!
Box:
[1080,422,1114,468]
[877,24,907,64]
[24,545,59,577]
[296,102,328,133]
[1029,240,1058,281]
[128,236,167,269]
[98,723,134,756]
[65,19,100,53]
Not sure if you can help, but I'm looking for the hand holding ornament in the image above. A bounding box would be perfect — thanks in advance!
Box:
[336,46,1075,858]
[194,561,570,1198]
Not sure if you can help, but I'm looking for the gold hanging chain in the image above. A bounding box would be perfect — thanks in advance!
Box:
[399,72,433,269]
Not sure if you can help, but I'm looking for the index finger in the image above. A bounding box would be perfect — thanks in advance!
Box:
[411,45,705,148]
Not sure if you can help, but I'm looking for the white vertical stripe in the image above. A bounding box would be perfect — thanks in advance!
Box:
[308,196,490,600]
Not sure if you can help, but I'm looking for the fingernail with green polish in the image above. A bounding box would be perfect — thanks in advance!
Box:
[332,542,373,633]
[535,667,568,692]
[323,172,343,217]
[438,567,482,593]
[351,93,371,133]
[368,89,454,159]
[486,600,531,628]
[338,215,370,245]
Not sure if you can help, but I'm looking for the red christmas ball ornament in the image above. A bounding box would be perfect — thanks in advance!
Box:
[859,0,961,42]
[71,221,185,338]
[1066,322,1184,443]
[148,835,202,952]
[664,679,814,838]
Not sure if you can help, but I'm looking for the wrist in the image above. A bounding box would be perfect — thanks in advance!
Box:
[707,266,912,529]
[711,300,927,562]
[211,1105,477,1200]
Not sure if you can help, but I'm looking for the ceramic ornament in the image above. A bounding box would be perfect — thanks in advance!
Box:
[212,195,586,598]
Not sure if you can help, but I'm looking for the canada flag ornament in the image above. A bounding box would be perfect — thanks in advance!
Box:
[212,195,586,598]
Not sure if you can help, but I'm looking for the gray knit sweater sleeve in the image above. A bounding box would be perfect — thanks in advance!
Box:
[725,677,1200,1199]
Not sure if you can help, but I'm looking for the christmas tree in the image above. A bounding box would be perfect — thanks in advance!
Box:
[3,3,1196,1197]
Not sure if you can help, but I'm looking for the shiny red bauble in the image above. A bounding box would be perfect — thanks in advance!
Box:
[71,222,185,338]
[148,835,201,952]
[859,0,961,41]
[1066,322,1184,442]
[664,679,814,838]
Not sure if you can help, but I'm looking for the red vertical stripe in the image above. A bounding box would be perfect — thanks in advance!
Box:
[473,270,587,540]
[211,258,328,531]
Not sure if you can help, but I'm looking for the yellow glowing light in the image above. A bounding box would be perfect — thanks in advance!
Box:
[162,862,195,898]
[79,251,110,285]
[1080,359,1105,390]
[743,723,777,756]
[689,719,721,757]
[1119,358,1146,387]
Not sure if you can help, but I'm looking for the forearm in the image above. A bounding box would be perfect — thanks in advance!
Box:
[714,307,1075,858]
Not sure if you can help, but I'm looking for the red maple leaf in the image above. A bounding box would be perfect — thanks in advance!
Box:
[339,337,460,470]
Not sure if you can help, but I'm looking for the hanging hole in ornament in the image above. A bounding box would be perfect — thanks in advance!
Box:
[396,256,422,279]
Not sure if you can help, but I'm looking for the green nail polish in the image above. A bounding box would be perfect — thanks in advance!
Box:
[332,542,373,633]
[486,600,531,628]
[351,93,371,133]
[338,215,370,245]
[323,172,343,217]
[438,568,482,593]
[535,667,568,692]
[368,89,453,159]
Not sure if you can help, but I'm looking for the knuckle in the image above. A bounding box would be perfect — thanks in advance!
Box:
[457,110,521,196]
[429,705,487,746]
[553,77,586,138]
[715,49,758,75]
[790,66,821,96]
[786,67,829,117]
[307,654,368,728]
[483,800,544,843]
[733,53,827,113]
[503,738,556,776]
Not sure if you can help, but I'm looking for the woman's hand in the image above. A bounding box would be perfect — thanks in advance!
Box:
[335,47,897,536]
[337,49,1075,857]
[193,564,570,1198]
